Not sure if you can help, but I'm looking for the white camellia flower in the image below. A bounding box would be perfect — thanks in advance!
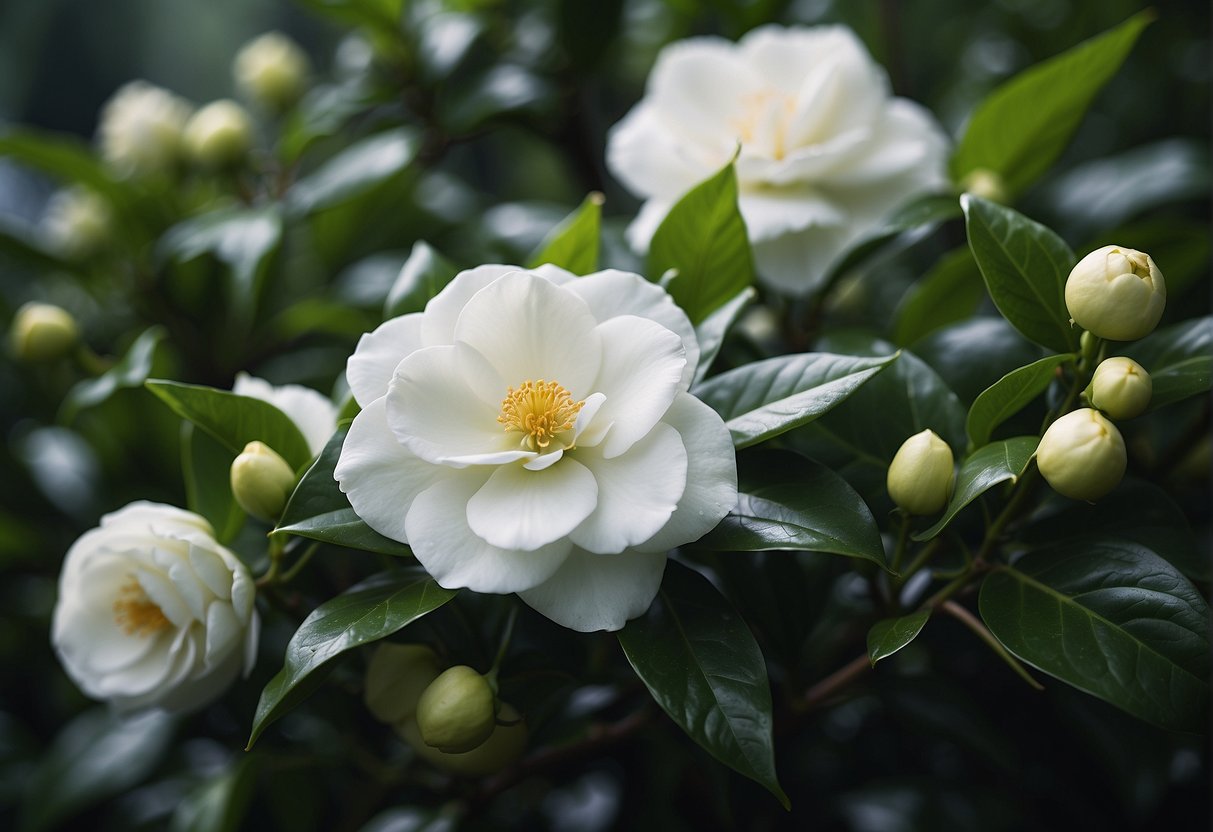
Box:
[335,265,738,632]
[233,372,339,456]
[607,25,950,294]
[51,502,259,712]
[97,81,193,179]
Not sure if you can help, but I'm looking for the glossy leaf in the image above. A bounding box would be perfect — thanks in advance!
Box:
[649,160,755,325]
[893,248,984,346]
[383,241,459,319]
[914,436,1039,541]
[698,448,886,568]
[693,287,756,384]
[248,569,457,748]
[951,12,1153,197]
[868,609,932,666]
[966,353,1073,448]
[288,128,419,215]
[962,195,1077,353]
[980,539,1209,733]
[145,380,313,471]
[274,426,410,556]
[694,352,898,449]
[61,326,164,421]
[0,130,128,207]
[169,755,258,832]
[1122,316,1212,411]
[182,423,245,545]
[526,191,603,274]
[618,560,788,807]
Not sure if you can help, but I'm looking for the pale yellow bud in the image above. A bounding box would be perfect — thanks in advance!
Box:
[229,441,296,521]
[961,168,1008,203]
[1088,357,1152,420]
[97,81,192,179]
[887,429,955,515]
[396,703,527,776]
[10,302,78,362]
[42,187,113,260]
[415,665,496,754]
[234,32,310,112]
[1065,246,1165,341]
[1036,408,1126,501]
[364,643,441,724]
[183,100,253,169]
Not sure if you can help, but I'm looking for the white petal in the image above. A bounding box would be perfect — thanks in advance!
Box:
[164,557,209,621]
[467,458,598,551]
[100,501,214,538]
[624,199,674,255]
[815,99,949,187]
[242,609,261,676]
[529,263,578,284]
[750,222,855,296]
[523,448,564,471]
[453,272,603,397]
[737,186,847,241]
[606,102,715,201]
[649,38,765,145]
[591,315,685,458]
[567,270,700,389]
[518,547,667,632]
[570,423,687,554]
[405,472,571,594]
[420,265,522,346]
[93,631,180,700]
[204,600,241,669]
[135,565,194,628]
[385,345,515,465]
[636,393,737,553]
[188,544,234,602]
[784,31,887,148]
[335,397,442,544]
[344,315,425,409]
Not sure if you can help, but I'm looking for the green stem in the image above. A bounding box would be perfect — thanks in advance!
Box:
[894,536,943,589]
[278,541,320,584]
[255,534,288,588]
[890,511,911,575]
[486,605,519,688]
[942,600,1043,690]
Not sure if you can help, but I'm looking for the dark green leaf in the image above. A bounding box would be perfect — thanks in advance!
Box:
[618,561,788,807]
[868,609,932,666]
[384,241,459,319]
[288,128,419,215]
[979,539,1209,733]
[698,449,886,568]
[911,317,1047,406]
[1122,316,1212,411]
[526,192,603,274]
[962,195,1077,353]
[440,65,557,133]
[182,423,245,545]
[966,354,1074,448]
[248,569,456,748]
[649,161,755,324]
[893,248,984,346]
[61,326,164,421]
[20,708,175,832]
[145,380,312,471]
[694,352,898,449]
[951,12,1153,197]
[274,426,410,556]
[693,287,756,385]
[0,130,128,207]
[169,755,258,832]
[914,436,1038,541]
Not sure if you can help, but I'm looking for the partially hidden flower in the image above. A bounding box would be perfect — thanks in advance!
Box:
[51,502,259,712]
[607,25,949,294]
[97,81,193,179]
[233,372,338,456]
[334,265,738,632]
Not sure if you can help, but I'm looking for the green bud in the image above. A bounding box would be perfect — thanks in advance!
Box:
[10,302,79,362]
[234,32,310,112]
[397,703,527,776]
[1087,357,1151,420]
[229,441,296,521]
[42,187,113,260]
[415,665,496,754]
[1036,408,1126,501]
[960,168,1008,203]
[887,429,954,515]
[183,100,253,169]
[1065,245,1165,341]
[364,643,441,724]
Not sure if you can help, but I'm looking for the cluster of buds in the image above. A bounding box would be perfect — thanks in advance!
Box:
[363,644,527,776]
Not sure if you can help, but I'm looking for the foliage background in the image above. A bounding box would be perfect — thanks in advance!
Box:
[0,0,1208,830]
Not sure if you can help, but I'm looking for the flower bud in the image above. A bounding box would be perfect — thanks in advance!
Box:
[234,32,309,112]
[97,81,192,179]
[229,441,296,521]
[1065,246,1165,341]
[397,703,527,776]
[1087,357,1151,420]
[364,643,441,724]
[960,168,1008,203]
[10,302,79,362]
[887,429,954,515]
[183,100,253,170]
[415,665,496,754]
[1036,408,1126,501]
[42,187,113,260]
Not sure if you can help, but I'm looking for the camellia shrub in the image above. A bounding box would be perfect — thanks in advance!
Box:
[1,1,1208,830]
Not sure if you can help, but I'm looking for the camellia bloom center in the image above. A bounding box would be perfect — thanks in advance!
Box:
[498,380,584,452]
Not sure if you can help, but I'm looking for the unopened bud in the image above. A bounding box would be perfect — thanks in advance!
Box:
[364,643,441,724]
[1036,408,1126,501]
[97,81,192,179]
[183,100,253,169]
[229,441,296,521]
[10,302,79,362]
[887,429,955,515]
[42,187,113,260]
[415,665,496,754]
[1087,357,1151,420]
[397,703,527,776]
[234,32,309,112]
[1065,246,1165,341]
[961,168,1008,203]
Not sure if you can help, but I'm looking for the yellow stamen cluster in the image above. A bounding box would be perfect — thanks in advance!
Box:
[498,380,584,451]
[113,576,170,637]
[730,89,797,159]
